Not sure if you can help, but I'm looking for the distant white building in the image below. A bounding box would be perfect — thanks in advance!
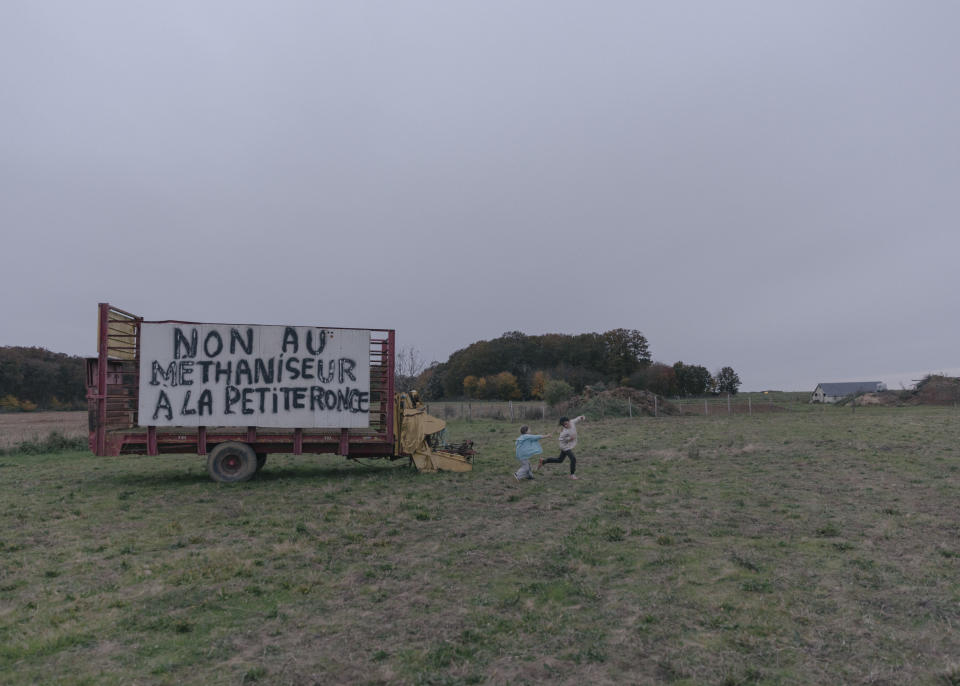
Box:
[811,381,887,403]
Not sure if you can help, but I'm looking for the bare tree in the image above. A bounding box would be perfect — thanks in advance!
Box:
[395,346,425,392]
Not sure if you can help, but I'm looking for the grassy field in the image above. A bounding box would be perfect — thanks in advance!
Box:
[2,407,960,685]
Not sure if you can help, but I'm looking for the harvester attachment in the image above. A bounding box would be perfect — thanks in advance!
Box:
[396,394,475,472]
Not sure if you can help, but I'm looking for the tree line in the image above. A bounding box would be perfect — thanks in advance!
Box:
[0,347,87,411]
[1,331,742,413]
[402,329,740,401]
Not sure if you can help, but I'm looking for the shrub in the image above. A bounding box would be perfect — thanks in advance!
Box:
[0,431,87,456]
[492,372,522,401]
[529,371,547,399]
[0,395,21,412]
[543,380,574,407]
[578,395,630,418]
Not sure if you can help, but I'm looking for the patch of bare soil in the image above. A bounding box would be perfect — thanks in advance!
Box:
[0,411,87,449]
[856,392,897,406]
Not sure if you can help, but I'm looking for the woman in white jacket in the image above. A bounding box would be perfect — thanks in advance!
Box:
[538,415,586,479]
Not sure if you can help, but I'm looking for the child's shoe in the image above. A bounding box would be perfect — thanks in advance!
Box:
[569,474,580,480]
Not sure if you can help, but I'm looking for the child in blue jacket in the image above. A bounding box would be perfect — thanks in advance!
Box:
[514,425,551,481]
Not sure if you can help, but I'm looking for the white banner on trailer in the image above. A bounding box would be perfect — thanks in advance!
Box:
[138,323,371,428]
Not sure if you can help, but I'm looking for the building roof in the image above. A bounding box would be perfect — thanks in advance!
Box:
[815,382,883,396]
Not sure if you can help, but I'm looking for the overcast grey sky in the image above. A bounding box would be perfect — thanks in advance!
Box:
[2,2,958,391]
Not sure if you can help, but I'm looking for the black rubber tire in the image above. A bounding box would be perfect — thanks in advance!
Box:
[207,442,258,483]
[255,453,267,472]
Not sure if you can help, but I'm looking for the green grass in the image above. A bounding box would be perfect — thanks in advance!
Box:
[0,430,87,456]
[1,407,960,683]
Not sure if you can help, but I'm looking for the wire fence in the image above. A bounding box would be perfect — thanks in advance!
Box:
[424,401,549,422]
[424,394,821,422]
[670,394,810,416]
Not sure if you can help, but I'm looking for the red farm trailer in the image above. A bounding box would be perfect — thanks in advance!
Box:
[86,304,472,481]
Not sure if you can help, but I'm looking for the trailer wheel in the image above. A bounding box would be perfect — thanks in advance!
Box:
[256,453,267,472]
[207,442,258,483]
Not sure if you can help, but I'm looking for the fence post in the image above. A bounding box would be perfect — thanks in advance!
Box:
[727,393,731,415]
[654,395,658,417]
[704,399,708,416]
[628,397,632,418]
[748,397,752,416]
[509,400,514,421]
[542,403,546,420]
[469,403,472,421]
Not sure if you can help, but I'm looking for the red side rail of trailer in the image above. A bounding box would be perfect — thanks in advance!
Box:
[86,303,396,458]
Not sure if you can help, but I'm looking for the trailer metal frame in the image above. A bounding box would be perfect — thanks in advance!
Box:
[86,303,396,460]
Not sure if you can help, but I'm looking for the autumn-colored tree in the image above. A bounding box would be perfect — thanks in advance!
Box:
[492,372,522,400]
[0,394,21,412]
[474,377,490,399]
[436,330,634,398]
[462,375,479,398]
[423,329,725,401]
[530,371,547,399]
